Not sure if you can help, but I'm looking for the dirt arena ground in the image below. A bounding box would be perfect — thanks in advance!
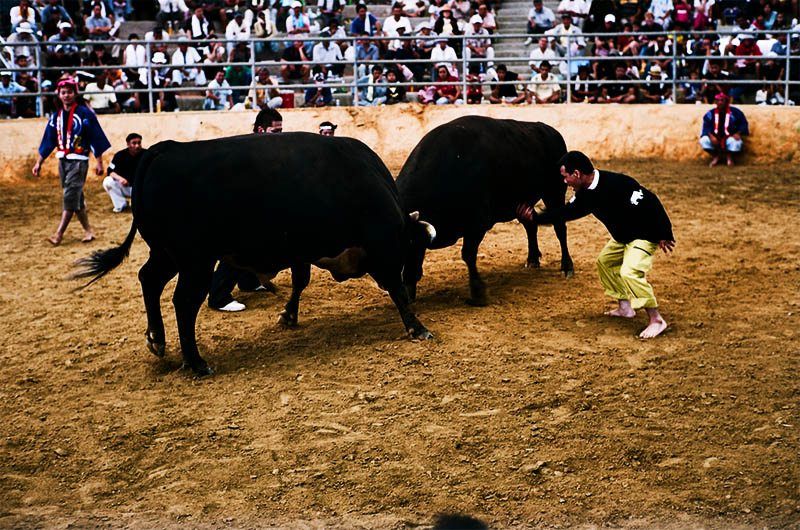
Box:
[0,160,798,529]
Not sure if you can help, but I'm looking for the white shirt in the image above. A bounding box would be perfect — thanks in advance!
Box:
[529,5,556,28]
[286,13,311,32]
[83,82,118,109]
[383,15,413,50]
[207,78,232,100]
[226,19,251,41]
[172,46,202,67]
[10,6,36,26]
[145,30,171,42]
[648,0,674,19]
[529,44,560,67]
[527,72,560,101]
[556,0,588,27]
[312,41,343,64]
[158,0,189,13]
[190,14,210,38]
[431,44,458,63]
[546,23,584,51]
[588,169,600,190]
[124,43,146,67]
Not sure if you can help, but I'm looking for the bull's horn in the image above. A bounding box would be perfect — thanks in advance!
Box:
[420,220,436,245]
[409,211,420,221]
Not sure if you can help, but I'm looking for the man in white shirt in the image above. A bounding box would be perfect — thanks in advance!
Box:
[383,3,413,52]
[225,12,251,54]
[464,15,494,69]
[647,0,674,29]
[312,32,344,76]
[529,36,565,76]
[204,70,233,110]
[172,37,206,85]
[430,38,459,77]
[83,69,120,114]
[189,7,210,39]
[526,60,561,103]
[476,4,497,33]
[286,1,311,34]
[525,0,556,44]
[546,14,585,54]
[556,0,588,29]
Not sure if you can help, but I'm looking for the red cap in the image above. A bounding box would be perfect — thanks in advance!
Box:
[56,76,79,91]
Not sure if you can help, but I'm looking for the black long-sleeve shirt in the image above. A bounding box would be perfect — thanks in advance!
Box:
[538,170,674,244]
[107,147,148,184]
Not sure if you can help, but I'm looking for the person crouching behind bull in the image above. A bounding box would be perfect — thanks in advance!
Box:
[207,107,283,312]
[319,121,337,136]
[517,151,675,339]
[699,92,749,168]
[32,76,111,246]
[103,133,147,213]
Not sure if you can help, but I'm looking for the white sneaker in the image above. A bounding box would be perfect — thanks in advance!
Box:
[217,301,246,312]
[524,37,533,46]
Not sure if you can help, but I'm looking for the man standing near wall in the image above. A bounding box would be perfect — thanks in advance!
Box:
[517,151,675,339]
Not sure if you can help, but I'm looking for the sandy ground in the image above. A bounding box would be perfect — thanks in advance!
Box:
[0,160,798,529]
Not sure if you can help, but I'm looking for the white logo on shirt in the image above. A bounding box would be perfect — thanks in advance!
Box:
[630,190,644,205]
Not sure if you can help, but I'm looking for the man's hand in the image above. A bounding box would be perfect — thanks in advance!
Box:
[95,159,104,176]
[516,203,537,222]
[32,161,41,177]
[658,240,675,254]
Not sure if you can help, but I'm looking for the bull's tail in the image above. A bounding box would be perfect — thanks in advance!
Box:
[71,217,137,289]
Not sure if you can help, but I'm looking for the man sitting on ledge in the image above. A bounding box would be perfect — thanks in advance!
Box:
[699,93,749,167]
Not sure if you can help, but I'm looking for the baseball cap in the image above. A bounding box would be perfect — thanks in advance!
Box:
[650,64,662,74]
[58,21,73,29]
[16,21,34,33]
[469,14,483,24]
[0,71,11,77]
[604,13,616,23]
[291,1,302,7]
[151,51,167,64]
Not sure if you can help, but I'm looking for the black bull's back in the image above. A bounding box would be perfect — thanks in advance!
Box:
[76,132,432,376]
[134,133,406,270]
[396,116,574,305]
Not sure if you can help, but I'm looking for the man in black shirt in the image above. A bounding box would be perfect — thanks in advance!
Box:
[518,151,675,339]
[207,108,283,312]
[103,133,146,213]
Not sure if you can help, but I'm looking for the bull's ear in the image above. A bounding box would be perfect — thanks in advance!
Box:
[409,211,420,221]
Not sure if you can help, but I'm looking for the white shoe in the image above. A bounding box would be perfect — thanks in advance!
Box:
[217,301,246,312]
[524,37,533,46]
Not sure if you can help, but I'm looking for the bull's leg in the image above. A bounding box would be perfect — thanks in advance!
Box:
[543,193,574,277]
[172,265,214,376]
[373,270,432,340]
[138,249,177,358]
[278,263,311,328]
[553,220,574,277]
[402,241,427,303]
[462,231,488,306]
[520,218,542,268]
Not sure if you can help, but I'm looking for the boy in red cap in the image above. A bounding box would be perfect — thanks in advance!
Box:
[33,76,111,245]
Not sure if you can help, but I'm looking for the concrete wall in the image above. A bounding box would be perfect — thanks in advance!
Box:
[2,105,798,183]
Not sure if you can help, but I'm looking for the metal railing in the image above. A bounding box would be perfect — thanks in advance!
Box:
[0,29,797,117]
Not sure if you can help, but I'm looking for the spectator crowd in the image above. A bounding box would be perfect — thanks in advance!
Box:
[0,0,798,117]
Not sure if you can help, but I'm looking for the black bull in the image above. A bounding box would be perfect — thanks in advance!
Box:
[74,133,435,376]
[397,116,573,306]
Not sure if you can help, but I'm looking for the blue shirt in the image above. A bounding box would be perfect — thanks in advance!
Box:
[0,80,25,106]
[38,104,112,160]
[350,13,377,35]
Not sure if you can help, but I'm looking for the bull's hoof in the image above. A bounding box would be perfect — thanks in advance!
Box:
[145,331,165,358]
[408,326,434,340]
[278,310,298,328]
[562,259,575,278]
[525,259,541,269]
[183,362,214,377]
[563,269,575,278]
[465,296,488,307]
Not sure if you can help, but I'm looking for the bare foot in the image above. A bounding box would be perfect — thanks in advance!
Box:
[709,156,720,167]
[726,155,734,167]
[639,318,668,339]
[605,307,635,318]
[81,231,95,243]
[47,234,62,246]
